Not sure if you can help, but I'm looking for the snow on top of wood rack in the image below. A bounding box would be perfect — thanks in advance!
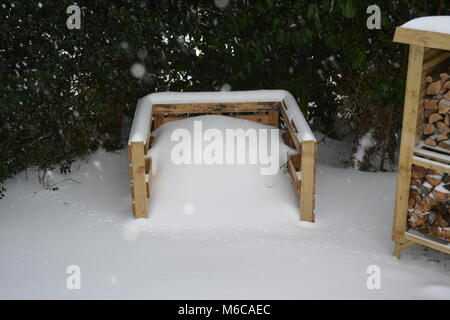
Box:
[400,16,450,35]
[128,90,316,144]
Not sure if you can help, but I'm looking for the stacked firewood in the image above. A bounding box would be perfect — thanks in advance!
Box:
[408,165,450,242]
[423,70,450,149]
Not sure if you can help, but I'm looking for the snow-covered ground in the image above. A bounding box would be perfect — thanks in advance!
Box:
[0,116,449,299]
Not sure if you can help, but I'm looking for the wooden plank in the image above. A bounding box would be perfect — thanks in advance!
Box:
[393,27,450,51]
[290,153,302,171]
[268,110,279,127]
[422,51,450,71]
[130,142,148,218]
[287,157,300,193]
[300,140,316,222]
[153,114,164,129]
[421,52,450,75]
[414,141,450,164]
[412,156,450,174]
[130,182,134,199]
[423,48,442,61]
[280,105,301,151]
[405,231,450,255]
[393,239,415,259]
[145,157,151,174]
[127,145,132,161]
[153,101,281,115]
[392,45,424,241]
[159,113,276,126]
[144,120,153,153]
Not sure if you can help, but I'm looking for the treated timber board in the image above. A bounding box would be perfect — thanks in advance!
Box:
[130,142,148,218]
[160,112,278,126]
[421,52,450,73]
[393,27,450,51]
[279,104,301,151]
[393,45,424,240]
[287,157,300,193]
[415,141,450,158]
[153,101,281,115]
[300,140,316,222]
[405,231,450,255]
[412,155,450,174]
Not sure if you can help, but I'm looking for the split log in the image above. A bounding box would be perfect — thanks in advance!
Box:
[426,174,443,186]
[426,80,442,95]
[438,141,450,150]
[425,137,437,146]
[438,100,450,114]
[428,113,443,123]
[440,73,450,83]
[436,121,450,133]
[444,81,450,90]
[444,91,450,100]
[424,99,438,110]
[423,123,436,135]
[411,165,427,179]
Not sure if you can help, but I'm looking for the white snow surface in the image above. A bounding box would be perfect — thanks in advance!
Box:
[1,116,449,299]
[129,90,316,144]
[401,16,450,34]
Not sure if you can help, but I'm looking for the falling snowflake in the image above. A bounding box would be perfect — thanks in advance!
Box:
[130,63,145,78]
[220,83,231,91]
[214,0,229,9]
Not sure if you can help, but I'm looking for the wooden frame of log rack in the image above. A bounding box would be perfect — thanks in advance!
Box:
[392,27,450,258]
[128,92,317,222]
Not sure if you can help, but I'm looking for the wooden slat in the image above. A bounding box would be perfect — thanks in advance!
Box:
[159,112,277,126]
[405,231,450,255]
[421,52,450,74]
[414,143,450,164]
[393,27,450,51]
[130,142,148,218]
[412,156,450,174]
[290,153,302,171]
[153,114,164,129]
[153,101,281,115]
[279,105,301,151]
[299,140,316,222]
[130,182,135,199]
[392,45,424,240]
[145,157,151,174]
[287,157,300,193]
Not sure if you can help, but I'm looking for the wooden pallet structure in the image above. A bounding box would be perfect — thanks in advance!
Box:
[392,23,450,258]
[128,90,317,222]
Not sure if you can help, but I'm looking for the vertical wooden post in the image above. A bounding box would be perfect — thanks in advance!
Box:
[300,140,316,222]
[129,142,148,218]
[392,45,424,248]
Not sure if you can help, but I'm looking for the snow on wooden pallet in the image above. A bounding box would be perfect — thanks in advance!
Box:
[128,90,317,222]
